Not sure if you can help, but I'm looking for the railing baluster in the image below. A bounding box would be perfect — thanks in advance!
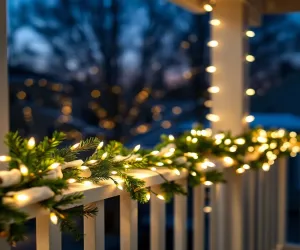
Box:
[276,158,287,250]
[151,186,166,250]
[257,170,265,250]
[36,214,62,250]
[264,169,271,250]
[270,165,278,249]
[193,185,205,250]
[174,179,187,250]
[120,193,138,250]
[84,201,105,250]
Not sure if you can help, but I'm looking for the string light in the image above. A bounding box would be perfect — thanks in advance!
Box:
[87,160,97,164]
[71,143,80,150]
[146,192,151,201]
[27,137,36,150]
[235,138,246,145]
[156,162,164,167]
[20,164,29,176]
[245,115,255,123]
[0,156,11,162]
[117,183,123,190]
[215,133,225,140]
[124,164,130,169]
[229,145,237,152]
[223,157,234,167]
[151,167,157,171]
[111,171,117,175]
[49,163,60,170]
[203,4,213,12]
[135,157,143,161]
[224,139,231,145]
[68,178,77,184]
[97,141,104,150]
[174,169,181,176]
[133,145,141,152]
[262,163,270,171]
[208,86,220,93]
[236,168,245,174]
[186,136,192,142]
[246,88,255,96]
[101,152,108,160]
[168,135,175,141]
[151,150,159,155]
[246,55,255,62]
[192,138,198,144]
[203,206,212,213]
[246,30,255,38]
[191,129,197,136]
[191,171,197,176]
[207,40,219,47]
[83,181,93,186]
[204,181,213,186]
[243,164,250,170]
[50,213,58,225]
[157,194,165,200]
[15,194,29,202]
[206,114,220,122]
[206,66,217,73]
[290,131,297,138]
[210,19,221,26]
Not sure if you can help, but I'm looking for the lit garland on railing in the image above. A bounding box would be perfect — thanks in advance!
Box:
[0,126,299,244]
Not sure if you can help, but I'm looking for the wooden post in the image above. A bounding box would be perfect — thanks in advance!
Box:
[210,1,249,250]
[0,0,9,161]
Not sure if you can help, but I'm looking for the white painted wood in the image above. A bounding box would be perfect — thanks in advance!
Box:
[84,201,105,250]
[276,158,288,250]
[0,0,9,170]
[257,170,264,250]
[264,169,271,250]
[270,164,278,249]
[151,186,166,250]
[174,179,187,250]
[193,185,205,250]
[210,1,249,249]
[120,193,138,250]
[36,214,62,250]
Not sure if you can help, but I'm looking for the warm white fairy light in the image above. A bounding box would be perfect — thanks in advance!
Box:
[246,55,255,62]
[50,213,58,225]
[203,206,212,213]
[245,115,255,123]
[174,169,180,176]
[235,138,246,145]
[270,142,277,149]
[206,66,217,73]
[169,148,176,153]
[206,114,220,122]
[207,40,219,47]
[214,133,225,140]
[290,131,297,138]
[87,160,97,164]
[257,136,268,143]
[101,152,108,160]
[236,168,245,174]
[229,145,237,152]
[186,136,192,142]
[191,171,197,176]
[192,138,198,144]
[146,192,151,201]
[0,155,11,162]
[243,164,250,170]
[246,30,255,38]
[124,164,130,169]
[224,139,231,145]
[68,178,77,184]
[191,129,197,136]
[111,171,117,175]
[223,156,234,167]
[49,163,60,170]
[15,194,29,202]
[204,181,213,186]
[151,150,160,155]
[27,137,36,150]
[204,100,213,108]
[135,157,143,161]
[208,86,220,93]
[156,162,164,167]
[151,167,157,171]
[210,19,221,26]
[262,163,270,171]
[203,4,213,12]
[168,135,175,141]
[97,141,104,150]
[71,142,80,150]
[117,183,123,190]
[19,164,29,176]
[133,144,141,152]
[83,181,93,186]
[246,88,255,96]
[157,194,165,200]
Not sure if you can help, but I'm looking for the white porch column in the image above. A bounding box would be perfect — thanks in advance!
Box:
[0,0,9,160]
[210,1,249,250]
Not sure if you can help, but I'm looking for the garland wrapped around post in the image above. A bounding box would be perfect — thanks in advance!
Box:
[0,126,298,244]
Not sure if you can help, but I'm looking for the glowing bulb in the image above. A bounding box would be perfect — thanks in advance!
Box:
[210,19,221,26]
[246,88,255,96]
[208,86,220,93]
[224,139,231,145]
[246,55,255,62]
[157,194,165,200]
[191,129,197,136]
[97,141,104,150]
[203,206,212,213]
[215,133,225,140]
[204,181,213,186]
[156,162,164,167]
[191,171,197,176]
[20,164,28,176]
[229,145,237,152]
[151,167,157,171]
[206,114,220,122]
[207,40,219,47]
[248,146,254,152]
[168,135,175,141]
[192,138,198,144]
[27,137,36,149]
[206,66,217,73]
[110,171,117,175]
[15,194,29,202]
[0,156,11,162]
[245,115,255,123]
[49,163,60,170]
[117,184,123,190]
[223,157,234,167]
[68,178,77,184]
[246,30,255,38]
[146,192,151,201]
[124,164,130,168]
[203,4,213,12]
[133,144,141,152]
[83,181,93,186]
[71,142,80,150]
[101,152,108,160]
[135,157,143,161]
[243,164,250,170]
[290,131,297,138]
[50,213,58,225]
[174,169,180,176]
[235,138,246,145]
[169,148,176,153]
[236,168,245,174]
[151,150,160,155]
[262,163,270,171]
[87,160,97,164]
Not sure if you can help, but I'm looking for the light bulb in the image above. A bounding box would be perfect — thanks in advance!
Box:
[206,114,220,122]
[101,152,108,160]
[174,169,180,176]
[229,145,237,152]
[20,164,29,176]
[49,163,60,170]
[243,164,250,170]
[246,30,255,38]
[186,136,192,142]
[262,163,270,171]
[223,157,234,167]
[236,168,245,174]
[111,171,117,175]
[210,19,221,26]
[151,150,160,155]
[246,88,255,96]
[156,162,164,167]
[157,194,165,200]
[207,40,219,47]
[290,131,297,138]
[204,181,213,186]
[168,135,175,141]
[135,157,143,161]
[246,55,255,62]
[27,137,36,149]
[224,139,231,145]
[117,184,123,190]
[206,66,217,73]
[71,142,80,150]
[245,115,255,123]
[191,171,197,176]
[83,181,92,186]
[192,138,198,144]
[208,86,220,93]
[203,206,212,213]
[0,156,11,162]
[50,213,58,225]
[203,4,213,12]
[235,138,246,145]
[191,129,197,136]
[151,167,157,171]
[87,160,97,164]
[97,141,104,150]
[146,192,151,201]
[15,194,29,202]
[68,178,77,184]
[133,144,141,152]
